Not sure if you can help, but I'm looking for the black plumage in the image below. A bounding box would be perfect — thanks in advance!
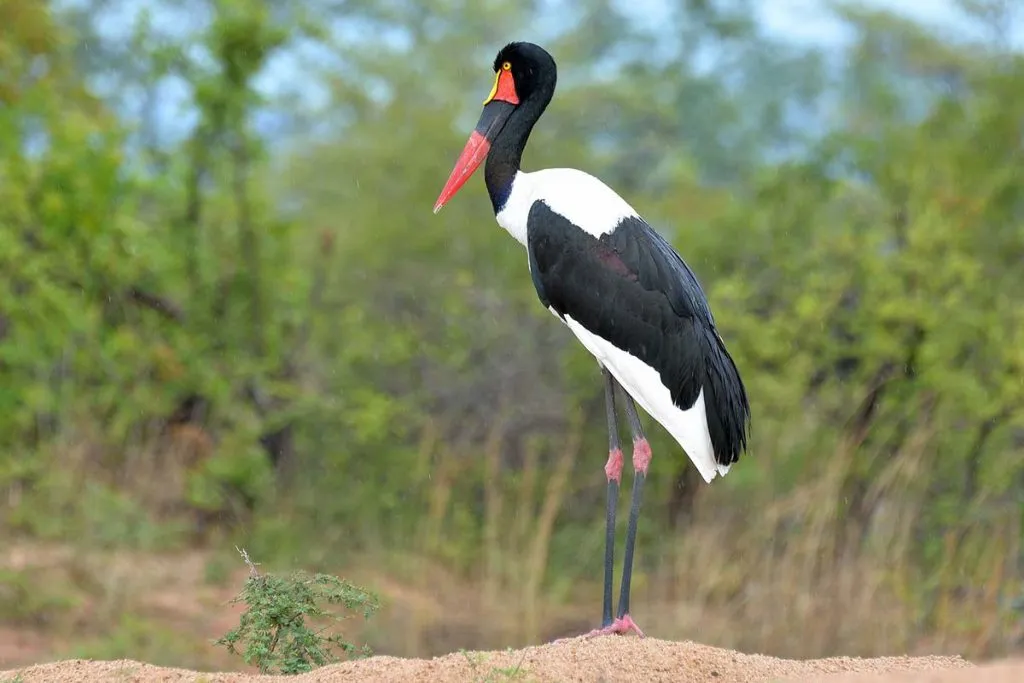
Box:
[526,202,749,468]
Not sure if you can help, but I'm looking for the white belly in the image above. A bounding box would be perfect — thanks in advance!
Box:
[559,312,727,483]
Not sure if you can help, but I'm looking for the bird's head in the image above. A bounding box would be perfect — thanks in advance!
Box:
[433,42,556,213]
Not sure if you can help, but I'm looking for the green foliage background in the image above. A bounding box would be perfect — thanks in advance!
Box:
[1,0,1023,667]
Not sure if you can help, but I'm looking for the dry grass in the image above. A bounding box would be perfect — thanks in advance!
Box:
[0,527,1019,674]
[340,414,1024,664]
[2,407,1022,672]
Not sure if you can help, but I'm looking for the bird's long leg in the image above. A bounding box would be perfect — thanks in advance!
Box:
[578,368,626,640]
[583,378,647,639]
[599,366,622,628]
[614,389,649,636]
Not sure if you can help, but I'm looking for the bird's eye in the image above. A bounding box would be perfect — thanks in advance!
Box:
[502,61,512,71]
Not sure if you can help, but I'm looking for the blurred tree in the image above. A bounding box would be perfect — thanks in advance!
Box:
[2,0,1023,660]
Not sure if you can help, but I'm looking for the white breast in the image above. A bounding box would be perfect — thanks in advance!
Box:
[495,168,639,246]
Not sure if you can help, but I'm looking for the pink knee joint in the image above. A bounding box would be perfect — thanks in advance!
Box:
[632,439,652,475]
[605,448,623,483]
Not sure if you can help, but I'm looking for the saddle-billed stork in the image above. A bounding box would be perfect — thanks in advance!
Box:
[433,41,751,638]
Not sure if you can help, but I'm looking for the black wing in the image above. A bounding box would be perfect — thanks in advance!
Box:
[526,200,749,467]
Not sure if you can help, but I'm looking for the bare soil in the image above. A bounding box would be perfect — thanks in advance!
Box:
[3,637,1018,683]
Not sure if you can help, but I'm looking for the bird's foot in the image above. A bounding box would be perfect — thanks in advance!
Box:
[583,614,646,638]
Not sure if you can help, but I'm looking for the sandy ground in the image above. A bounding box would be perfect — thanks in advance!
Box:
[2,637,1018,683]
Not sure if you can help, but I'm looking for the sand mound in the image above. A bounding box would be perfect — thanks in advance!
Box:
[2,637,1013,683]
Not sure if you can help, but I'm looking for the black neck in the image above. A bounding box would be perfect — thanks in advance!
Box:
[484,84,554,213]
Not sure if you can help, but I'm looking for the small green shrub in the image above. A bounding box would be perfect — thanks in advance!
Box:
[215,548,380,675]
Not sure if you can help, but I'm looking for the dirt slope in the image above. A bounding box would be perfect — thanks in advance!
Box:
[3,636,1013,683]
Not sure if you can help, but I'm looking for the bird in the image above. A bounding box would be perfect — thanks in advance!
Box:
[432,41,751,639]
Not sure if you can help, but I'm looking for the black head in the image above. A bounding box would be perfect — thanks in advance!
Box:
[489,42,558,108]
[434,42,558,213]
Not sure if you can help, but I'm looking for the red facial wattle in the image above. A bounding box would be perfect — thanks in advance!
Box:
[489,69,520,106]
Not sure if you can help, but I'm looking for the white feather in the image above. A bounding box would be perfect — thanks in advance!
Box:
[496,169,637,245]
[561,313,728,483]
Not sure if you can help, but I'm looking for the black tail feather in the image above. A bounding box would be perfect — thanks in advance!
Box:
[701,328,750,467]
